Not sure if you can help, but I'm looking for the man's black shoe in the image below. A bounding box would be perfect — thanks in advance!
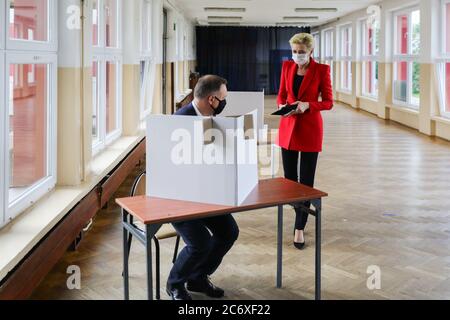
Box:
[166,283,192,300]
[186,277,225,298]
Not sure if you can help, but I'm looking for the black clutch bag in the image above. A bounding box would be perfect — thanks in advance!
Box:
[271,104,298,116]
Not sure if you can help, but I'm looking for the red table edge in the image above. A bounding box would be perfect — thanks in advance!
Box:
[116,178,328,225]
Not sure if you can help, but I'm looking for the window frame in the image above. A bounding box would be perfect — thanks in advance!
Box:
[339,23,353,93]
[0,52,5,227]
[139,0,155,121]
[91,57,103,152]
[174,19,181,99]
[104,0,122,51]
[322,28,334,87]
[140,0,153,57]
[92,0,101,48]
[91,54,123,156]
[91,0,122,53]
[183,26,189,90]
[436,62,450,118]
[140,59,156,121]
[442,0,450,58]
[312,31,320,60]
[90,0,123,154]
[6,0,58,52]
[4,52,57,222]
[438,0,450,118]
[0,1,5,50]
[392,6,421,108]
[104,56,122,145]
[360,18,380,99]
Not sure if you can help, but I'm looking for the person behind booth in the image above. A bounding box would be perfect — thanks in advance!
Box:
[276,33,333,250]
[166,75,239,300]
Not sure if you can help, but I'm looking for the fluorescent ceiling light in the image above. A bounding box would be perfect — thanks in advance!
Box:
[208,16,243,21]
[276,22,311,26]
[208,22,241,26]
[204,7,246,12]
[283,16,319,20]
[295,8,338,12]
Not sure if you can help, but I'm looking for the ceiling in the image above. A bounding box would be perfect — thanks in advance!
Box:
[174,0,382,27]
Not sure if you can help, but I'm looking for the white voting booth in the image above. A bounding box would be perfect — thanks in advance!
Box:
[220,91,267,142]
[146,113,258,206]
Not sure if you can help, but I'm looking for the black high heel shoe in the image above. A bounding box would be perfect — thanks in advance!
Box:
[293,241,305,250]
[293,229,305,250]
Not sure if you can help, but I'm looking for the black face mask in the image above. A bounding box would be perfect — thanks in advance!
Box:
[210,96,227,116]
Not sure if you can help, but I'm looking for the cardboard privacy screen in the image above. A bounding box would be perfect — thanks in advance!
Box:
[220,91,267,142]
[146,113,258,206]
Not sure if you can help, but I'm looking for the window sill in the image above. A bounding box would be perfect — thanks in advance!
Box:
[337,90,353,95]
[357,95,378,103]
[432,115,450,125]
[387,104,420,115]
[0,133,145,283]
[175,89,193,104]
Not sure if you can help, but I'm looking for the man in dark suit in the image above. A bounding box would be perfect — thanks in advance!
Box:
[166,75,239,300]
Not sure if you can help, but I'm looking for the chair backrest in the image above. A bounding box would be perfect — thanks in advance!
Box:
[131,171,146,197]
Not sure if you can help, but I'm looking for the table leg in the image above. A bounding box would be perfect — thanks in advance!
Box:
[122,208,130,300]
[271,144,275,178]
[313,199,322,300]
[277,205,283,288]
[145,224,154,300]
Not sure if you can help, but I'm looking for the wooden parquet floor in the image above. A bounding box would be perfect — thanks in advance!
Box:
[31,97,450,300]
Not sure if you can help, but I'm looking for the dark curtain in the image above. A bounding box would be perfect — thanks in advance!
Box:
[196,26,310,94]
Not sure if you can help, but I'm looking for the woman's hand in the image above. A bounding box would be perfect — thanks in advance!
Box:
[296,102,310,114]
[282,101,309,117]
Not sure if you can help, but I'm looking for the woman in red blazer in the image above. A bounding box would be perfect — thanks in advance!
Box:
[276,33,333,250]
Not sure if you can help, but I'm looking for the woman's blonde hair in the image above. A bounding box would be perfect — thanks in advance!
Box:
[289,33,315,51]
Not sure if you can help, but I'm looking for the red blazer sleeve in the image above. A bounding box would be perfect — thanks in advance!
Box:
[277,61,289,106]
[309,64,334,113]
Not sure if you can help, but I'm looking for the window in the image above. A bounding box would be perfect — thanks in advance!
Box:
[105,0,119,48]
[446,1,450,54]
[92,61,100,145]
[105,59,120,135]
[438,0,450,117]
[91,55,122,153]
[392,7,421,108]
[1,3,4,225]
[6,0,57,51]
[6,55,57,215]
[141,0,152,55]
[140,0,155,120]
[1,1,57,226]
[312,32,320,60]
[91,0,122,154]
[140,60,156,120]
[92,0,99,46]
[339,24,352,92]
[323,28,334,87]
[90,0,122,51]
[361,18,380,98]
[174,20,183,98]
[1,2,4,51]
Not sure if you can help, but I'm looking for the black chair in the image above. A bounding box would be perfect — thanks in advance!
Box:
[125,171,181,300]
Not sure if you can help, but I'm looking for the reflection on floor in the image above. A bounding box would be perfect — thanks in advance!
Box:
[32,97,450,300]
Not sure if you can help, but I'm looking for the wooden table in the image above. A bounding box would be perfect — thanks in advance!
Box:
[116,178,328,300]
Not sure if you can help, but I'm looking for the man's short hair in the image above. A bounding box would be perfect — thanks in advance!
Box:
[194,75,228,99]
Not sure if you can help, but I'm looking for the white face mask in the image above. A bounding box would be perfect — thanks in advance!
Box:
[292,53,309,65]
